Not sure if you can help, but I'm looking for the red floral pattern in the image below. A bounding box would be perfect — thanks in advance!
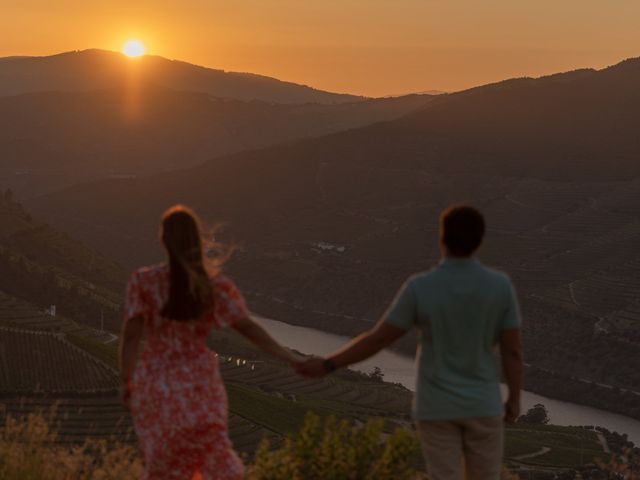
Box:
[125,264,247,480]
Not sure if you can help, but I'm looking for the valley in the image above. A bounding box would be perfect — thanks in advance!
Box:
[0,50,433,196]
[0,291,625,476]
[1,49,640,477]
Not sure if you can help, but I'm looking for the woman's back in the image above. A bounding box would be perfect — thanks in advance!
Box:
[120,205,298,480]
[125,263,247,480]
[128,263,245,354]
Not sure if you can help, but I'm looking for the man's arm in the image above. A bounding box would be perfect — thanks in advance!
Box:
[296,320,406,377]
[500,328,523,423]
[329,321,406,368]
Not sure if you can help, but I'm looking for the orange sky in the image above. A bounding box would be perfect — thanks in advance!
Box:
[2,1,639,97]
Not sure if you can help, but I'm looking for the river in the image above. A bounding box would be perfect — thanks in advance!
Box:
[258,317,640,444]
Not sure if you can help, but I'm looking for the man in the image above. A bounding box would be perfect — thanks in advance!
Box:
[297,205,523,480]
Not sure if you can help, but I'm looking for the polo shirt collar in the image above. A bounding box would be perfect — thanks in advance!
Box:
[440,256,478,268]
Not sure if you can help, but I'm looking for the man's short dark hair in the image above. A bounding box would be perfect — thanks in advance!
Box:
[440,205,485,256]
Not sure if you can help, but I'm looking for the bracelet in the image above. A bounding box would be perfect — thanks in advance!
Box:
[323,358,337,373]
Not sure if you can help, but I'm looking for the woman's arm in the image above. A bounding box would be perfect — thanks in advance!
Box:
[232,316,302,364]
[118,315,145,404]
[296,320,406,377]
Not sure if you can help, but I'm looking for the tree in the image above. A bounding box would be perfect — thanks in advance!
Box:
[369,366,384,382]
[248,412,418,480]
[517,403,550,425]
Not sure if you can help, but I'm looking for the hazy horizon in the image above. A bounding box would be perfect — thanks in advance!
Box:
[3,1,640,97]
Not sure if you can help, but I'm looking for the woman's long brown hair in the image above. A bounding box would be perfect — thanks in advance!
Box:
[160,205,215,321]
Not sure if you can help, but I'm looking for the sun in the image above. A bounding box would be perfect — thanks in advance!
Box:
[122,39,145,58]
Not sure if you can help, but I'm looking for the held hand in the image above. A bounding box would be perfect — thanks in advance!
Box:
[295,356,329,378]
[287,350,307,365]
[504,396,520,424]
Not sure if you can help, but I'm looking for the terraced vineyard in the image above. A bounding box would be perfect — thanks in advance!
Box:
[0,395,133,444]
[568,255,640,316]
[0,327,117,393]
[0,320,617,476]
[221,356,411,419]
[0,393,279,455]
[1,287,631,476]
[505,424,608,472]
[607,299,640,340]
[0,289,411,457]
[0,291,115,343]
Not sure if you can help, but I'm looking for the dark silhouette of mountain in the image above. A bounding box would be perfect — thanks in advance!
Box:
[0,49,363,104]
[0,85,432,196]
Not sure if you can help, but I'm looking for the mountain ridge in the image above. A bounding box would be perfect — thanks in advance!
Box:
[28,54,640,262]
[0,83,433,196]
[0,49,364,104]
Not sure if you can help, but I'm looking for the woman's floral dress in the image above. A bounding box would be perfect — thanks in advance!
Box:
[125,264,247,480]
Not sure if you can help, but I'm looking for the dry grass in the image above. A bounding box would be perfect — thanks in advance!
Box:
[0,409,140,480]
[0,409,531,480]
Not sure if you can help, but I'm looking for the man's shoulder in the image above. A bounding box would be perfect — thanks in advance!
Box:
[404,268,442,290]
[478,263,513,288]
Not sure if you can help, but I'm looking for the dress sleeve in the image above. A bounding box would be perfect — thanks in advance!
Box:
[214,277,250,328]
[124,270,151,322]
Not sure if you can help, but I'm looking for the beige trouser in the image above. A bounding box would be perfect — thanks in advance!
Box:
[417,416,504,480]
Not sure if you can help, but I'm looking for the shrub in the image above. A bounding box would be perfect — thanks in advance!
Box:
[247,412,419,480]
[0,410,140,480]
[517,403,549,425]
[1,409,527,479]
[597,446,640,479]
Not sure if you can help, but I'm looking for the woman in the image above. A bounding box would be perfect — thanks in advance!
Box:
[119,205,301,480]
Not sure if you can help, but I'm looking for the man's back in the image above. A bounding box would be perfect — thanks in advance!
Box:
[296,205,524,479]
[385,257,520,420]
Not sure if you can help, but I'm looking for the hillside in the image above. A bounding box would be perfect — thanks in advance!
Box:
[27,57,640,419]
[0,327,117,393]
[0,194,125,329]
[0,49,362,104]
[0,289,412,455]
[0,87,432,196]
[0,294,626,477]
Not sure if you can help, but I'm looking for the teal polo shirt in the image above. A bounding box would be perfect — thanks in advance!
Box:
[385,257,521,421]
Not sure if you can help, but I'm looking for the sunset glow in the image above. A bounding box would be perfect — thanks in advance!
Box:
[2,1,640,96]
[122,40,145,57]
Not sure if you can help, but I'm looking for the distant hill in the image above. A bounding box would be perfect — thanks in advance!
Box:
[0,87,432,196]
[27,57,640,417]
[0,49,363,104]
